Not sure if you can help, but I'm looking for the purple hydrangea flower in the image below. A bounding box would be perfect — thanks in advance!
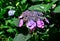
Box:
[18,10,49,31]
[26,20,36,30]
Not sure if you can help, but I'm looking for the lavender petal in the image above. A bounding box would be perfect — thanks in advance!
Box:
[26,20,36,30]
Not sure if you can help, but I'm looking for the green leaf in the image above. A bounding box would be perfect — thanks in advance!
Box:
[6,18,19,27]
[13,34,31,41]
[2,25,8,28]
[21,0,26,4]
[28,3,53,12]
[52,0,58,3]
[12,18,20,27]
[16,2,20,6]
[7,37,13,41]
[45,3,53,12]
[7,28,14,33]
[53,5,60,13]
[6,6,15,10]
[44,0,51,2]
[22,4,28,11]
[49,24,55,28]
[0,0,3,6]
[0,1,2,6]
[31,0,43,2]
[0,31,4,35]
[28,4,45,12]
[0,8,7,19]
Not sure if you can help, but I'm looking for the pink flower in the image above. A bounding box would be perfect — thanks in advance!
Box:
[37,19,44,28]
[26,20,36,30]
[19,19,23,27]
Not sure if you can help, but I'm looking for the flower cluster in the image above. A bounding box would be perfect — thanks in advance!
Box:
[18,10,49,30]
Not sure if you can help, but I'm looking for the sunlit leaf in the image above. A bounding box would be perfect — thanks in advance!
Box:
[0,31,4,35]
[53,5,60,13]
[7,28,14,33]
[2,25,8,28]
[21,0,26,4]
[16,2,20,6]
[6,6,15,9]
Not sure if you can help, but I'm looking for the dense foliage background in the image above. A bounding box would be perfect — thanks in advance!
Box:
[0,0,60,41]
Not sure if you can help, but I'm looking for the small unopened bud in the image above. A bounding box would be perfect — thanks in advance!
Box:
[8,10,15,16]
[52,4,56,9]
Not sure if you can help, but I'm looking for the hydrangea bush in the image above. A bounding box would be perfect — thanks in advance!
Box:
[18,10,49,30]
[0,0,60,41]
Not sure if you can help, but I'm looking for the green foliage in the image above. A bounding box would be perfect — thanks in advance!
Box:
[7,28,15,33]
[0,31,4,35]
[53,5,60,13]
[28,3,53,12]
[44,0,52,3]
[13,34,31,41]
[0,0,60,41]
[31,0,43,2]
[0,8,7,19]
[52,0,58,3]
[21,0,27,4]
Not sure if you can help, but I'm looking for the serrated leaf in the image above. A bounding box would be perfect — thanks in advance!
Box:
[13,34,31,41]
[53,5,60,13]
